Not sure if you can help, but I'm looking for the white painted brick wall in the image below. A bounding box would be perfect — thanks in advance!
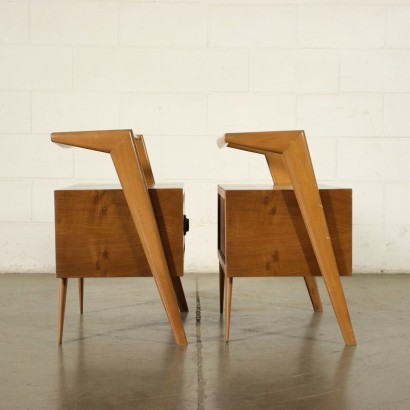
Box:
[0,46,72,90]
[30,1,119,46]
[0,2,28,44]
[250,50,339,93]
[297,95,383,137]
[0,92,31,133]
[0,0,409,274]
[32,92,121,133]
[0,181,31,222]
[74,48,162,91]
[210,5,297,48]
[120,93,208,135]
[298,6,385,48]
[0,135,73,179]
[119,3,208,47]
[208,94,296,134]
[386,7,410,48]
[163,50,249,92]
[340,50,410,92]
[384,94,410,137]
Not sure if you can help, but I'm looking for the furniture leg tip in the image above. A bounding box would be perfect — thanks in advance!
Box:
[176,335,188,346]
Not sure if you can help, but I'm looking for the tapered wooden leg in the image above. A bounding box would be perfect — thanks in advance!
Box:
[171,276,189,313]
[111,139,187,345]
[78,278,84,315]
[58,278,68,344]
[304,275,323,312]
[219,264,225,314]
[224,276,233,342]
[284,138,356,346]
[320,272,356,345]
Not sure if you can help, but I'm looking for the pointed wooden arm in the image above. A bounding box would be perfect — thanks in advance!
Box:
[51,130,187,345]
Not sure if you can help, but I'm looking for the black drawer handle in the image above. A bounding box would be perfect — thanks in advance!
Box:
[183,215,189,236]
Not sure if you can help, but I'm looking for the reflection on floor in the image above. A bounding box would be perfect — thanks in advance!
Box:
[1,273,409,409]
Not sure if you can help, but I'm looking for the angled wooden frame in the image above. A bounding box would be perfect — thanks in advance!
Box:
[51,130,187,345]
[219,130,356,346]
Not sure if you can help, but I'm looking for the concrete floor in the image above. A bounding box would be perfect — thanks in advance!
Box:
[1,273,410,409]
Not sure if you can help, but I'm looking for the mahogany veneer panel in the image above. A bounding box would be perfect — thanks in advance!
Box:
[55,184,184,278]
[218,185,352,277]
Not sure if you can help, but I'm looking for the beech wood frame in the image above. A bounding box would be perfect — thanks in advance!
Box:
[219,130,356,346]
[52,130,187,346]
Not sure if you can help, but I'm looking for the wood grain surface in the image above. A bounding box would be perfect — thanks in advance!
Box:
[55,185,184,279]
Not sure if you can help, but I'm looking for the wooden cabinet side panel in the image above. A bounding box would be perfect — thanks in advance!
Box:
[55,189,184,278]
[224,189,352,277]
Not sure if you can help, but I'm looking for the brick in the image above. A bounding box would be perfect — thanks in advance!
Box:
[182,181,211,225]
[210,5,296,48]
[141,135,163,180]
[0,134,73,178]
[0,223,55,273]
[251,50,338,93]
[162,135,249,180]
[119,3,207,47]
[32,92,120,133]
[343,0,410,3]
[298,6,384,48]
[163,50,249,92]
[297,95,383,137]
[384,94,410,137]
[74,149,118,179]
[32,179,75,223]
[184,223,218,273]
[0,46,72,90]
[120,94,207,136]
[337,138,410,181]
[386,7,410,48]
[30,1,118,46]
[208,94,296,135]
[248,155,274,182]
[340,50,410,92]
[385,225,410,272]
[0,92,31,133]
[0,2,28,44]
[342,182,383,226]
[385,184,410,225]
[353,225,385,273]
[74,47,161,91]
[308,137,337,181]
[0,181,31,222]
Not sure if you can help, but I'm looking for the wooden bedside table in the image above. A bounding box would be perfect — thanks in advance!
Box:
[217,130,356,345]
[51,130,189,345]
